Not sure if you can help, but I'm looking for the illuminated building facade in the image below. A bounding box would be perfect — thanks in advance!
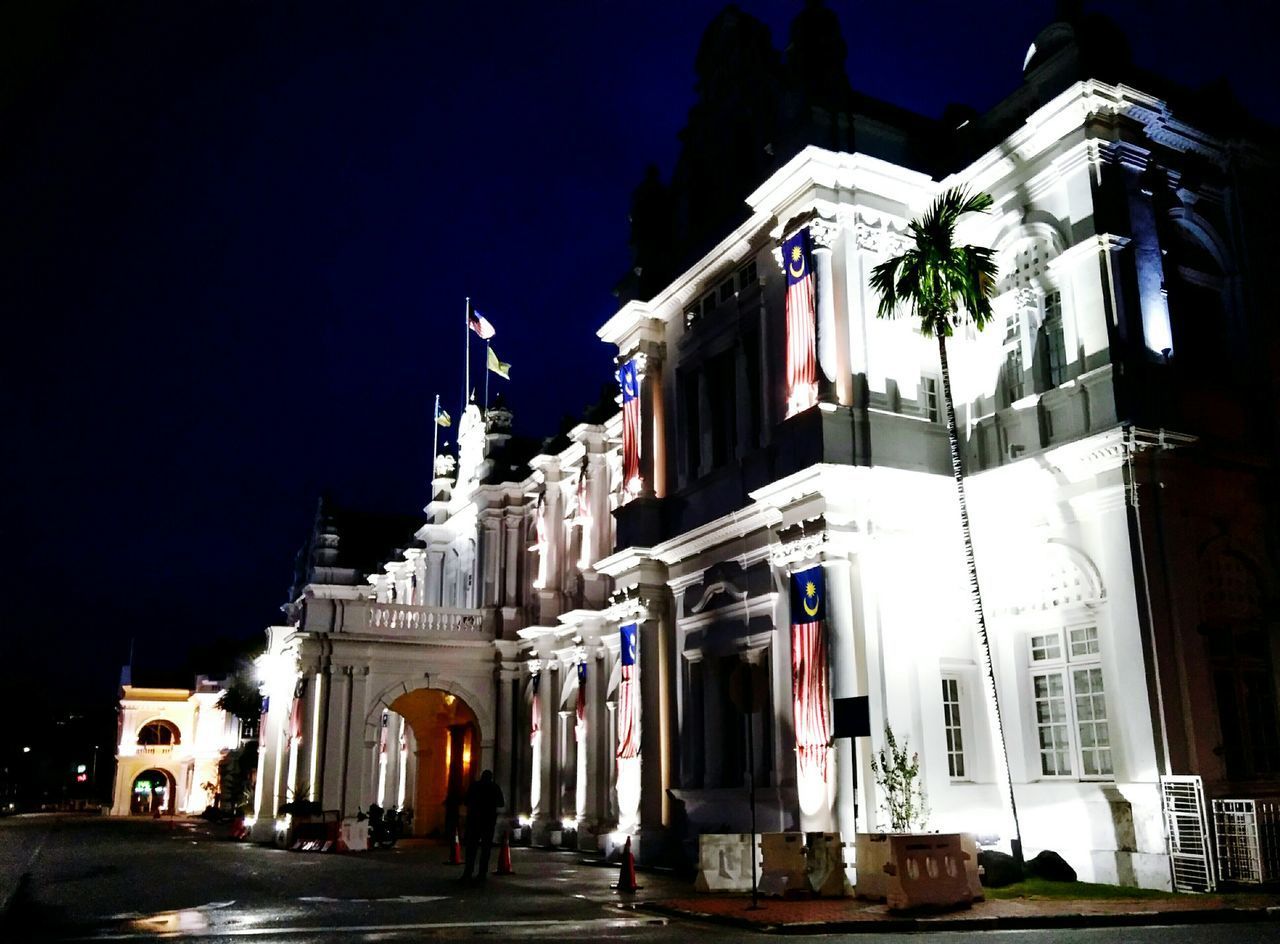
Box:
[249,5,1277,888]
[111,679,244,816]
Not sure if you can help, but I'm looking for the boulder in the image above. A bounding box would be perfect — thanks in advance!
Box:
[977,849,1024,887]
[1027,849,1077,883]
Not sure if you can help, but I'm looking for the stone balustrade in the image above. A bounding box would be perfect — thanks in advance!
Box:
[358,601,492,639]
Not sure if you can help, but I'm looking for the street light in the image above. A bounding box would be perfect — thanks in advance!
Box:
[22,747,30,754]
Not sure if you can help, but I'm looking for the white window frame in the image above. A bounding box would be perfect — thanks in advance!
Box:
[923,376,940,423]
[1027,625,1114,781]
[940,675,968,781]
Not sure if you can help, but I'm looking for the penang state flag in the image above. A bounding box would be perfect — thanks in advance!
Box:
[617,359,641,497]
[616,623,640,759]
[790,566,831,781]
[783,227,818,417]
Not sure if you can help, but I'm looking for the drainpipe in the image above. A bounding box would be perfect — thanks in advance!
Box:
[1123,425,1172,778]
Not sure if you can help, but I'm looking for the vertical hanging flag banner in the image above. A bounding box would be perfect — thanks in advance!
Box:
[530,673,542,745]
[575,662,588,740]
[616,624,640,759]
[790,565,831,781]
[617,359,641,497]
[575,459,592,567]
[783,227,818,417]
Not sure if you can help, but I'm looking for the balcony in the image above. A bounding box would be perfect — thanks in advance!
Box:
[348,601,494,641]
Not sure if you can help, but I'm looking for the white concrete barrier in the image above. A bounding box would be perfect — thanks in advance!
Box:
[694,833,760,892]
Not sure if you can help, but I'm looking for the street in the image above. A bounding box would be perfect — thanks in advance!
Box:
[3,814,1279,943]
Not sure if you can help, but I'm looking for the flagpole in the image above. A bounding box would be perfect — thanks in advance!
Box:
[464,297,471,416]
[485,342,491,411]
[431,393,440,501]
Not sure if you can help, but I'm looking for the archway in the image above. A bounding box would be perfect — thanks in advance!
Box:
[385,688,480,838]
[130,768,175,815]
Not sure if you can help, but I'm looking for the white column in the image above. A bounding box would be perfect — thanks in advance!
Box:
[823,555,858,847]
[811,220,840,401]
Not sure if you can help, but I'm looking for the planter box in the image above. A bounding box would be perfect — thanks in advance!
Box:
[855,832,980,912]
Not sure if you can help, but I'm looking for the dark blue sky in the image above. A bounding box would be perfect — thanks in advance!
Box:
[1,1,1271,721]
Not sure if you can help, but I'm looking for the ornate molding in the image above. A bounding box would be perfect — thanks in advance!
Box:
[769,530,829,569]
[603,588,651,625]
[808,217,841,251]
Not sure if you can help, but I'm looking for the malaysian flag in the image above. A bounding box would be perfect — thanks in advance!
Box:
[290,678,306,744]
[617,359,641,497]
[575,661,587,740]
[790,566,831,781]
[575,459,592,567]
[783,227,818,417]
[530,673,541,745]
[468,308,496,340]
[616,624,640,759]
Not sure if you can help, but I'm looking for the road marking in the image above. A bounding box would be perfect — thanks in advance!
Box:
[72,916,668,940]
[296,896,445,904]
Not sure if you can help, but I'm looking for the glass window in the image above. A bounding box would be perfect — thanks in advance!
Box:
[1028,626,1112,779]
[1030,633,1061,662]
[941,677,965,778]
[1043,292,1068,388]
[924,377,939,423]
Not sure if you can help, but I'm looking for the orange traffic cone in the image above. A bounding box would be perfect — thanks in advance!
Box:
[611,836,639,893]
[446,830,463,865]
[494,831,514,876]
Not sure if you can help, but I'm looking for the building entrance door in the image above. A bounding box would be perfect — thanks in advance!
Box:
[383,688,480,838]
[130,768,175,815]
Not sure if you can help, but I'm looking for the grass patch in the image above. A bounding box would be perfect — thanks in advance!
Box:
[984,878,1184,901]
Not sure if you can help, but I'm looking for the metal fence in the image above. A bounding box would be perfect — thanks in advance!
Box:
[1160,776,1215,892]
[1212,798,1280,885]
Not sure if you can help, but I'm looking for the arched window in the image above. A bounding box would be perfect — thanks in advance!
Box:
[1199,546,1279,779]
[996,235,1068,404]
[137,720,181,746]
[1166,214,1231,372]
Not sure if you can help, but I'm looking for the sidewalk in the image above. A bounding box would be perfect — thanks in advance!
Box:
[641,889,1280,933]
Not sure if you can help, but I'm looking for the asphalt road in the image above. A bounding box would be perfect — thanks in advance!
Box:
[2,814,1279,943]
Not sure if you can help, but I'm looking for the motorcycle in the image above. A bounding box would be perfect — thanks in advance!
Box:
[361,803,410,848]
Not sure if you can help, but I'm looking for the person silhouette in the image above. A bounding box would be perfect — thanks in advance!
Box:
[460,769,504,884]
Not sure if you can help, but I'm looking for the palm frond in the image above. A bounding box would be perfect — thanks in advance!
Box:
[870,186,998,337]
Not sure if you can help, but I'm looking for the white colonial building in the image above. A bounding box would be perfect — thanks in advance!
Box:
[112,679,243,816]
[248,5,1278,890]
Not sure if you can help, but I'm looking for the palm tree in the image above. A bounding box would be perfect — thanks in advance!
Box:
[869,187,1024,869]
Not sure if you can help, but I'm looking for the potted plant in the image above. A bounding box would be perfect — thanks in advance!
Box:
[856,725,978,909]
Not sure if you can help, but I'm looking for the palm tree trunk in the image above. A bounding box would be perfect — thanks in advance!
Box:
[936,330,1025,869]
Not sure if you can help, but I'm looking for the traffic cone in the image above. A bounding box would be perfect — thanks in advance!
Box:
[611,836,639,893]
[446,829,463,865]
[494,831,514,876]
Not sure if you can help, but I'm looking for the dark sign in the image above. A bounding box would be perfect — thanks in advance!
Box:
[832,695,870,739]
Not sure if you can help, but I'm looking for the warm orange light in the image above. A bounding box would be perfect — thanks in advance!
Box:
[444,733,452,775]
[462,733,472,771]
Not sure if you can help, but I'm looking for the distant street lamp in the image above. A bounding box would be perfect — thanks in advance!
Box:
[22,746,30,753]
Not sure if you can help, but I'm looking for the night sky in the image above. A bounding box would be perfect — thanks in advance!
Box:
[2,1,1273,734]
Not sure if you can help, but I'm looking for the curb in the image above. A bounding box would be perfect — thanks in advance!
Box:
[640,901,1280,934]
[0,872,30,921]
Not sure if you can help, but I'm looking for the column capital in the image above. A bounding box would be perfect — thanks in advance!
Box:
[808,216,840,250]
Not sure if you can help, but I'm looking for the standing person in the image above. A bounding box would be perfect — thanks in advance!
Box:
[459,769,504,884]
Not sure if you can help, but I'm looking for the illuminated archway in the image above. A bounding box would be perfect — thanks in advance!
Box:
[380,688,481,838]
[130,768,175,815]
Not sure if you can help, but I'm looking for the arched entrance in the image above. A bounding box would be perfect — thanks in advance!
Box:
[385,688,480,838]
[130,768,175,815]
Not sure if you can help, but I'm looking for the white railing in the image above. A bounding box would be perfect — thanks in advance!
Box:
[360,602,492,638]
